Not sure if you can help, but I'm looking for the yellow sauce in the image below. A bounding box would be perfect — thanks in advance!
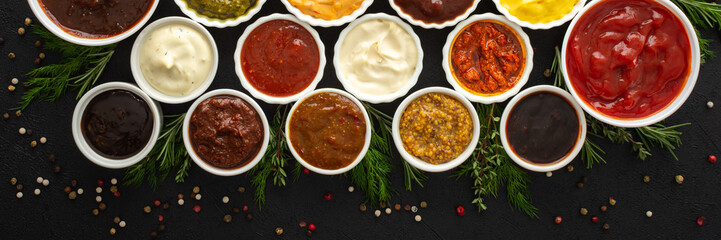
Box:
[499,0,579,24]
[287,0,365,20]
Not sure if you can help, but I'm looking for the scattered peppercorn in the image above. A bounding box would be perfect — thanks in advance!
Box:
[110,185,118,193]
[177,199,184,206]
[246,213,253,222]
[609,197,616,206]
[415,215,422,222]
[18,28,25,36]
[303,168,310,174]
[243,205,248,212]
[576,182,584,188]
[154,200,161,207]
[394,204,401,211]
[34,58,41,65]
[0,37,4,44]
[411,206,418,213]
[114,217,121,224]
[308,223,316,231]
[299,221,307,228]
[33,188,40,195]
[385,208,392,215]
[232,207,240,213]
[697,216,706,226]
[99,203,107,211]
[600,206,607,212]
[48,154,56,163]
[675,175,684,184]
[109,228,116,235]
[15,110,21,117]
[379,202,387,209]
[222,214,232,223]
[709,155,717,163]
[96,196,102,202]
[581,176,588,183]
[192,186,200,193]
[163,203,170,210]
[150,231,158,238]
[456,205,465,216]
[69,191,77,200]
[10,177,17,185]
[323,192,332,200]
[119,221,126,228]
[16,192,23,199]
[39,53,45,59]
[177,193,184,199]
[374,210,381,217]
[195,194,202,200]
[3,113,8,119]
[646,211,653,217]
[222,196,229,204]
[144,206,152,214]
[602,223,610,230]
[643,175,650,183]
[8,85,15,92]
[53,166,61,173]
[567,165,574,172]
[64,186,72,194]
[8,53,15,59]
[404,204,411,211]
[554,216,562,224]
[359,204,367,212]
[543,69,552,78]
[30,140,38,148]
[546,172,552,177]
[420,201,428,208]
[193,205,201,213]
[591,216,599,223]
[158,224,166,232]
[707,101,714,109]
[92,209,99,216]
[16,184,23,191]
[113,190,120,197]
[97,179,104,187]
[275,227,283,235]
[34,40,41,48]
[306,230,312,237]
[24,18,32,26]
[158,215,163,222]
[237,186,245,193]
[580,208,588,215]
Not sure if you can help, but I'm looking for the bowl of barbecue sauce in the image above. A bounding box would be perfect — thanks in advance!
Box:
[500,85,586,172]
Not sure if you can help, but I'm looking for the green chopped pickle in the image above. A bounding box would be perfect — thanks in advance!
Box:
[185,0,258,20]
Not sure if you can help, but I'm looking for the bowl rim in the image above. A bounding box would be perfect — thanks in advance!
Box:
[388,0,481,29]
[392,87,481,172]
[173,0,267,28]
[560,0,701,128]
[491,0,586,30]
[333,13,423,104]
[130,17,219,104]
[442,13,534,104]
[27,0,159,46]
[499,85,587,172]
[234,13,326,105]
[182,89,270,176]
[280,0,374,27]
[71,82,163,169]
[285,88,372,175]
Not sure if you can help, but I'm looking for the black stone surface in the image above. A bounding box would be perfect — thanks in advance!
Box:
[1,0,720,239]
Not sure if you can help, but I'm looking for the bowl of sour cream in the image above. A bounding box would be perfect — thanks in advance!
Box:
[131,17,219,104]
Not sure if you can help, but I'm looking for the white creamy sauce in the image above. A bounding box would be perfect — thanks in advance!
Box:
[139,24,212,96]
[339,19,418,96]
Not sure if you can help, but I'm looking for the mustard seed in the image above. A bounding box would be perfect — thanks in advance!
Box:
[18,27,25,36]
[8,53,15,59]
[3,113,9,119]
[96,196,102,202]
[675,175,684,184]
[177,199,184,206]
[39,53,45,59]
[15,110,21,117]
[275,227,283,235]
[36,177,43,184]
[109,227,116,235]
[374,210,381,217]
[77,188,84,195]
[415,215,422,222]
[643,175,650,183]
[109,185,117,193]
[192,186,200,193]
[237,186,245,193]
[543,69,552,78]
[119,221,126,228]
[16,192,23,198]
[92,209,99,216]
[10,177,17,185]
[42,179,49,186]
[114,217,121,224]
[34,189,40,195]
[24,18,32,26]
[420,201,428,208]
[8,85,15,92]
[602,223,610,230]
[19,128,26,135]
[40,137,47,144]
[144,206,151,213]
[30,141,37,148]
[223,214,232,223]
[609,198,616,206]
[580,208,588,215]
[68,191,77,200]
[567,165,574,172]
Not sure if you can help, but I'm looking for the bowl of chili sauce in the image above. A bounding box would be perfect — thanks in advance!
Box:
[562,0,700,128]
[28,0,159,46]
[234,14,325,105]
[442,13,533,104]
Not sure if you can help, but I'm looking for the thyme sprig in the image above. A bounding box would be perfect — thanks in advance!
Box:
[452,104,538,218]
[551,47,689,168]
[673,0,721,62]
[362,103,427,191]
[18,26,116,110]
[250,105,291,206]
[123,114,190,188]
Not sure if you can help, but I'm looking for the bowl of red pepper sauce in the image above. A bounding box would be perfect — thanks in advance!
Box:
[28,0,158,46]
[183,89,270,176]
[443,13,533,104]
[234,14,325,105]
[562,0,700,128]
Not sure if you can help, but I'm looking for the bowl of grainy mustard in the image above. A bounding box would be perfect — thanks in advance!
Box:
[392,87,480,172]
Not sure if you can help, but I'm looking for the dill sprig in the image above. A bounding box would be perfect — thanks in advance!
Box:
[123,114,190,188]
[18,26,116,110]
[250,105,291,206]
[362,102,427,191]
[452,104,538,218]
[550,47,690,167]
[673,0,721,62]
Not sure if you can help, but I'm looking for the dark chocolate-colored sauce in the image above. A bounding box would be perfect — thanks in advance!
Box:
[392,0,474,24]
[81,90,154,159]
[38,0,154,38]
[506,92,579,164]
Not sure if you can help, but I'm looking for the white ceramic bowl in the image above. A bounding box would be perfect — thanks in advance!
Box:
[183,89,270,176]
[131,17,219,104]
[389,0,481,29]
[443,14,533,104]
[492,0,585,30]
[174,0,267,28]
[235,14,325,105]
[561,0,700,128]
[285,89,371,175]
[333,13,423,104]
[500,85,586,172]
[280,0,374,27]
[27,0,159,46]
[72,82,163,169]
[392,87,481,172]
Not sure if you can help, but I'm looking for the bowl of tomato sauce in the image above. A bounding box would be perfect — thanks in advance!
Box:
[562,0,700,128]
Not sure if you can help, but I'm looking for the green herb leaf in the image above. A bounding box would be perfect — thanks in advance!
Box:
[673,0,720,63]
[250,105,291,207]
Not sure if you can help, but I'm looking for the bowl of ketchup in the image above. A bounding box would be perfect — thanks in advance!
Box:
[561,0,700,128]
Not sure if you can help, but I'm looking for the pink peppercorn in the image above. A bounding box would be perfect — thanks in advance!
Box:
[193,205,201,213]
[697,216,706,226]
[154,200,161,207]
[709,155,717,163]
[303,168,310,175]
[308,223,316,231]
[592,216,599,223]
[114,191,120,197]
[158,215,163,222]
[456,205,465,216]
[323,192,332,200]
[97,179,104,187]
[243,205,248,212]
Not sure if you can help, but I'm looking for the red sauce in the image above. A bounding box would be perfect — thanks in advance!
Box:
[393,0,474,24]
[566,0,691,119]
[38,0,154,39]
[189,96,264,170]
[241,20,320,97]
[451,21,524,95]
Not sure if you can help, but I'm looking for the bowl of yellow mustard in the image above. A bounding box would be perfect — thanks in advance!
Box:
[491,0,586,29]
[281,0,375,27]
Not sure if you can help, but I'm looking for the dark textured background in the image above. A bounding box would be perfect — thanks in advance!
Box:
[1,0,721,239]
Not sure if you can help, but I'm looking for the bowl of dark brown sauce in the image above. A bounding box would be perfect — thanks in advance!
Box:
[72,82,163,169]
[500,85,586,172]
[28,0,159,46]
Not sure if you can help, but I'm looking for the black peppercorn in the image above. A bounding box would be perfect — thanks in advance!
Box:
[163,203,170,210]
[246,213,253,222]
[71,179,77,187]
[34,40,41,48]
[306,230,313,237]
[581,176,588,183]
[53,166,61,173]
[158,224,166,232]
[48,154,56,163]
[232,207,240,214]
[576,182,584,188]
[150,231,158,238]
[600,206,608,212]
[16,184,23,191]
[0,37,5,44]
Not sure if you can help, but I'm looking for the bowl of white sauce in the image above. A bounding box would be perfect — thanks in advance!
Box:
[131,17,219,104]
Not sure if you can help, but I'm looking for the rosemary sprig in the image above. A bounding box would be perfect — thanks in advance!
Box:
[452,104,538,218]
[250,105,291,206]
[123,114,190,188]
[362,102,427,191]
[18,26,116,110]
[673,0,721,62]
[550,47,689,167]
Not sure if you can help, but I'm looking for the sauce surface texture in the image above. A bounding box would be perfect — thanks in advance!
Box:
[289,92,367,170]
[287,0,365,20]
[241,20,319,97]
[451,21,524,95]
[506,92,579,164]
[392,0,474,24]
[566,0,691,119]
[184,0,257,20]
[39,0,154,38]
[399,93,473,165]
[500,0,578,24]
[190,96,264,169]
[81,90,153,159]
